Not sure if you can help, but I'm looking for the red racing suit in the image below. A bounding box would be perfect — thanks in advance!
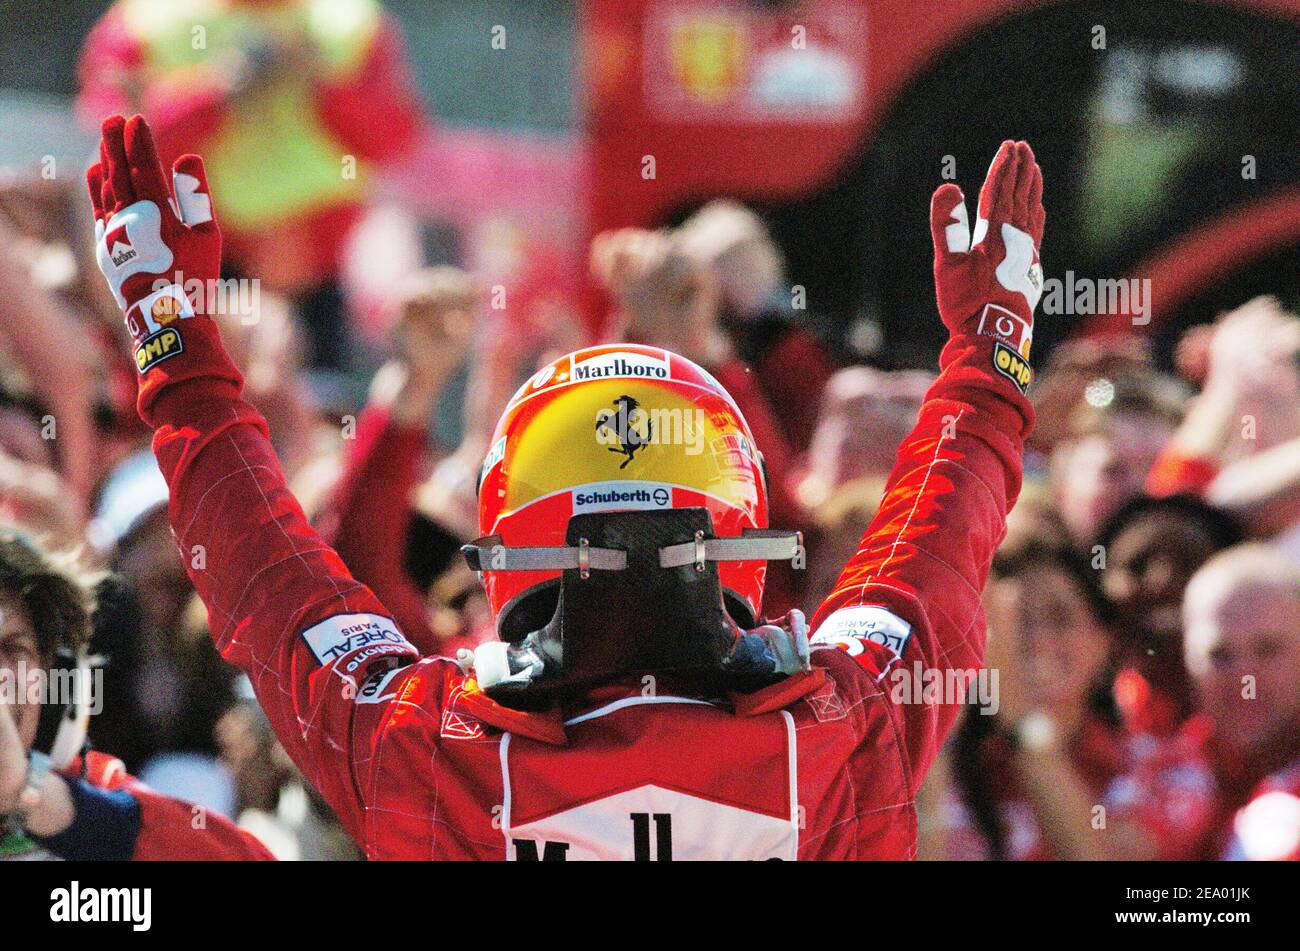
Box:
[1104,715,1300,861]
[147,309,1029,858]
[80,751,274,861]
[2,752,273,861]
[91,118,1037,859]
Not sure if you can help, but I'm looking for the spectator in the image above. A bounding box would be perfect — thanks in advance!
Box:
[77,0,431,370]
[1025,333,1154,457]
[591,225,807,613]
[795,366,931,611]
[318,267,486,653]
[0,218,100,522]
[1093,494,1243,736]
[216,698,361,860]
[675,199,836,450]
[933,539,1122,860]
[1050,376,1184,545]
[1148,297,1300,498]
[0,532,270,860]
[88,453,238,775]
[1102,544,1300,860]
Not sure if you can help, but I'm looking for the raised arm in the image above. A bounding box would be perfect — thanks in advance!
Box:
[809,141,1042,783]
[85,114,423,844]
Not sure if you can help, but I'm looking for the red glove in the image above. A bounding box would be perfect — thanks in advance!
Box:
[86,114,237,416]
[928,140,1045,392]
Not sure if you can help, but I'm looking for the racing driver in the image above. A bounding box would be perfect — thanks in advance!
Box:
[87,113,1042,859]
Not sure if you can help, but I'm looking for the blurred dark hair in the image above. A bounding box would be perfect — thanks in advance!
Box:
[992,536,1116,628]
[0,532,96,659]
[951,707,1006,859]
[1093,492,1244,557]
[404,513,465,593]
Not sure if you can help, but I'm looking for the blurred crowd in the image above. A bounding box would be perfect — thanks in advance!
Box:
[0,0,1297,861]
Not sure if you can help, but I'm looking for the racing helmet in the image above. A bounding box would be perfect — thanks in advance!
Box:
[471,344,788,643]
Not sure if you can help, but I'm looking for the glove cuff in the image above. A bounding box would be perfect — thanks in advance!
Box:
[135,314,245,428]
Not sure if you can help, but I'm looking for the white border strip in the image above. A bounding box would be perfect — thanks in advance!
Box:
[780,709,799,860]
[498,733,513,857]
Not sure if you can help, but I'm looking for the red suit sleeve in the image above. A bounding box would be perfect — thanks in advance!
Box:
[84,753,275,861]
[140,323,425,843]
[809,331,1033,784]
[89,114,449,854]
[319,405,440,653]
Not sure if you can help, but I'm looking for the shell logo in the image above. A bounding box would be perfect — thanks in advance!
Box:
[152,294,185,325]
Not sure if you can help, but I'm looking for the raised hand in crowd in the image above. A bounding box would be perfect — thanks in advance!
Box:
[1161,296,1300,472]
[367,266,475,427]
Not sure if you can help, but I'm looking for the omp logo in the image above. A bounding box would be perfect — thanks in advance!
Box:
[571,481,673,513]
[105,223,136,268]
[992,341,1031,393]
[810,605,913,658]
[573,351,670,381]
[299,613,414,669]
[134,328,183,373]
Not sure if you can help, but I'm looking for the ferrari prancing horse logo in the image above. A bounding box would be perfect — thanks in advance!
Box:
[595,395,655,469]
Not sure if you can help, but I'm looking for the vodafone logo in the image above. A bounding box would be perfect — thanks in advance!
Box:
[975,302,1033,358]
